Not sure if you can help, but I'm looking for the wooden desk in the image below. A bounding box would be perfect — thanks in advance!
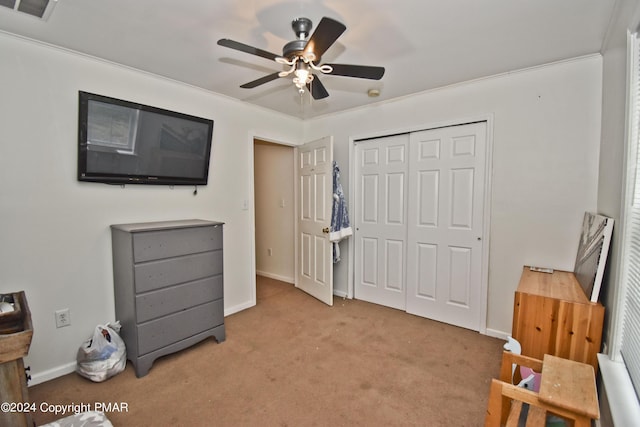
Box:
[538,354,599,426]
[512,266,604,371]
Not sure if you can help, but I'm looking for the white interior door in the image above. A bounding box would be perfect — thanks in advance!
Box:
[354,134,409,310]
[295,136,334,306]
[354,122,488,331]
[405,122,487,330]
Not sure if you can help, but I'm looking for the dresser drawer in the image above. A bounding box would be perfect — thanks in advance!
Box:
[134,250,223,293]
[135,275,223,323]
[137,299,224,355]
[133,225,222,262]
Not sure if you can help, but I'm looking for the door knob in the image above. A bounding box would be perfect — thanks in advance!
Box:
[322,227,330,233]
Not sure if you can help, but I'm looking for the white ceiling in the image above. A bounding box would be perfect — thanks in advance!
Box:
[0,0,618,119]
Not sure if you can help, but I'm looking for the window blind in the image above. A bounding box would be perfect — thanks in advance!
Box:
[620,32,640,400]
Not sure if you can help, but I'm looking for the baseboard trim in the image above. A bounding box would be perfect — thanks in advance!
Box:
[256,271,294,284]
[333,289,348,299]
[484,328,510,341]
[29,361,76,386]
[224,300,255,317]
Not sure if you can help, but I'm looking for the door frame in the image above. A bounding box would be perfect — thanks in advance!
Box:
[248,131,298,309]
[347,114,494,334]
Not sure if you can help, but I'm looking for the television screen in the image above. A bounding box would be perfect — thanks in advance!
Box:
[78,91,214,185]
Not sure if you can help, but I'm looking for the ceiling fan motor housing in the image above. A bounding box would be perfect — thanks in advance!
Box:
[283,39,307,60]
[283,17,317,61]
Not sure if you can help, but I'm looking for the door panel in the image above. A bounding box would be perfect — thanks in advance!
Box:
[362,174,379,222]
[386,239,404,291]
[387,173,405,224]
[449,246,472,305]
[296,136,333,306]
[406,122,486,330]
[361,237,378,285]
[416,243,437,298]
[418,170,439,226]
[354,134,409,310]
[450,168,474,228]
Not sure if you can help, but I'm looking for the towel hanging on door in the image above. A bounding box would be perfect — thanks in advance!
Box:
[330,160,352,263]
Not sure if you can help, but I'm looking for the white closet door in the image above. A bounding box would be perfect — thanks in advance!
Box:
[405,122,487,330]
[354,134,409,310]
[354,122,488,331]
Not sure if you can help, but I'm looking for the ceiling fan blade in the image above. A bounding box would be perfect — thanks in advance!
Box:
[325,64,385,80]
[304,17,346,60]
[240,72,281,89]
[308,77,329,100]
[217,39,279,62]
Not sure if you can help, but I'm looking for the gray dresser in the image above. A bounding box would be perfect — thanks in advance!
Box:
[110,219,225,377]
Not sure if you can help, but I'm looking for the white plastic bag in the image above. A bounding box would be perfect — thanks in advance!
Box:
[76,321,126,382]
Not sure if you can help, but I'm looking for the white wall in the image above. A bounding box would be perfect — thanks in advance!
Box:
[595,1,640,425]
[0,33,303,383]
[305,56,603,336]
[254,140,295,283]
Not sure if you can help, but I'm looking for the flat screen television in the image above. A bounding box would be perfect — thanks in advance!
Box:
[78,91,214,185]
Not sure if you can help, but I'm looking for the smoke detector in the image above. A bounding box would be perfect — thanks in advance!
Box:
[0,0,58,20]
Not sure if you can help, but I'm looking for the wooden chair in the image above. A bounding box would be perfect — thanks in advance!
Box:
[485,351,598,427]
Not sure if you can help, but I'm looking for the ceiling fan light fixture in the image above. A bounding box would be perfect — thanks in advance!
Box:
[293,61,312,92]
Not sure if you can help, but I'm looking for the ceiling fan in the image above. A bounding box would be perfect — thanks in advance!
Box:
[217,17,385,100]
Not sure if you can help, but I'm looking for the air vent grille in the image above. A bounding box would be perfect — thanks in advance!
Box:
[0,0,17,9]
[0,0,56,19]
[18,0,48,18]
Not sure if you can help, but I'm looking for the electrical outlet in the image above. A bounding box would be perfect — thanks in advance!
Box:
[268,248,273,256]
[55,308,71,328]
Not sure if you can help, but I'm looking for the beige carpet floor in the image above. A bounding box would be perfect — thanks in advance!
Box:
[29,277,503,426]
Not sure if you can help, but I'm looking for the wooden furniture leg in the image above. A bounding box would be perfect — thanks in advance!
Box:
[0,358,33,427]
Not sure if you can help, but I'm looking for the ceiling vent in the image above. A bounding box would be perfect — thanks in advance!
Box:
[0,0,57,20]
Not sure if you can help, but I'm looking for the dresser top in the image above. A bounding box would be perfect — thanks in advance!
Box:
[517,266,591,303]
[111,219,223,233]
